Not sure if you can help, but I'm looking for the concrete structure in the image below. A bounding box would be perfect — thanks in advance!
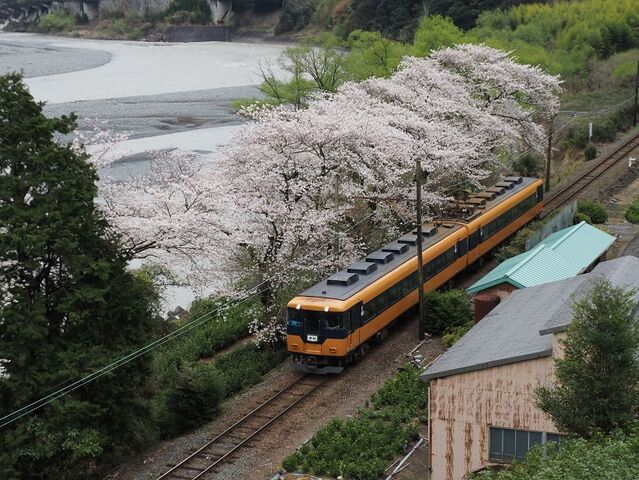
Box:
[422,255,639,480]
[467,221,615,299]
[0,0,281,27]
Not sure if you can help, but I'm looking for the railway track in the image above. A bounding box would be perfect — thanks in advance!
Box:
[156,374,328,480]
[541,132,639,218]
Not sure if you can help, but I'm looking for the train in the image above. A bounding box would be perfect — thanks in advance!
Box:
[286,176,545,373]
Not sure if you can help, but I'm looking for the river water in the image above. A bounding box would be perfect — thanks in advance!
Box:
[0,32,287,308]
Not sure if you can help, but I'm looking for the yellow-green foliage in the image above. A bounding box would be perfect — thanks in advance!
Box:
[36,10,76,33]
[411,0,639,77]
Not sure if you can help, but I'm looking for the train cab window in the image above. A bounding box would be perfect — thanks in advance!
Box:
[287,308,303,328]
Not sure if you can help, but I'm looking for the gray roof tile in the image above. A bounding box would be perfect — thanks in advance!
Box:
[422,255,639,382]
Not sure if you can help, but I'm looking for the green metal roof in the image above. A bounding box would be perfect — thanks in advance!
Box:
[467,222,615,294]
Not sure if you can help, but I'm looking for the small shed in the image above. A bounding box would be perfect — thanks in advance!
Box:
[467,221,615,297]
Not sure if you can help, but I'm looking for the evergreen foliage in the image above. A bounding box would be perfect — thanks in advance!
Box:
[347,0,422,41]
[512,153,540,177]
[164,0,211,24]
[426,0,544,30]
[282,366,427,479]
[577,199,608,224]
[625,199,639,224]
[475,431,639,480]
[0,73,161,478]
[536,280,639,437]
[423,289,473,336]
[276,0,319,34]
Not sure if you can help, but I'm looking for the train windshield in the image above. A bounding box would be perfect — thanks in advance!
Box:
[287,308,344,333]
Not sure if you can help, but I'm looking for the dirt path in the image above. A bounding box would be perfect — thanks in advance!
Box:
[114,318,443,480]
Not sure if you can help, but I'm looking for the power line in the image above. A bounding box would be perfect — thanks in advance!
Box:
[0,205,387,430]
[0,158,577,429]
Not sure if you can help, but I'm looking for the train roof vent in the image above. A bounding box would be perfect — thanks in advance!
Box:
[382,242,410,255]
[366,250,395,264]
[486,186,506,196]
[495,181,515,190]
[504,176,523,184]
[347,262,378,275]
[442,222,455,228]
[467,197,487,206]
[413,225,438,237]
[327,271,359,286]
[475,191,497,200]
[397,234,417,246]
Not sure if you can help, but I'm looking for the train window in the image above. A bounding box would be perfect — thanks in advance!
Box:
[458,238,468,257]
[537,185,544,202]
[322,314,343,330]
[350,304,361,330]
[469,230,481,249]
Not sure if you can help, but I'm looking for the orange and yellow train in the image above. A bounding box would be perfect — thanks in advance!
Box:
[287,177,544,373]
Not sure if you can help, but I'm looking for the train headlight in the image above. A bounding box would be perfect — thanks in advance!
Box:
[324,306,329,312]
[296,304,301,310]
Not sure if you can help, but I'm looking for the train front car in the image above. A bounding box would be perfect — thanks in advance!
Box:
[286,296,356,374]
[287,176,545,374]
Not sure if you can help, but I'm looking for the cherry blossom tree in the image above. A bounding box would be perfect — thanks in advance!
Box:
[91,45,561,343]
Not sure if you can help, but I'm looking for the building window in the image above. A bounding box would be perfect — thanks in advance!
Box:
[489,427,563,462]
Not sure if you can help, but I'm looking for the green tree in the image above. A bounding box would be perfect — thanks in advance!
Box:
[423,289,473,336]
[536,280,639,437]
[346,30,409,80]
[0,73,161,478]
[412,15,465,57]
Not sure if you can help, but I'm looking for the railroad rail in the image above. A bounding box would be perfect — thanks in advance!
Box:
[541,132,639,218]
[156,374,328,480]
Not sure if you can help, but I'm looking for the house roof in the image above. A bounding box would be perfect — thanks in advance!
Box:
[422,256,639,382]
[466,222,615,294]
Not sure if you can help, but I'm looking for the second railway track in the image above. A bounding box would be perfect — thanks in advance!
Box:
[541,132,639,218]
[156,373,328,480]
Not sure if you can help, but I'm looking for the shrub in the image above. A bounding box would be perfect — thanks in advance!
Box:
[512,153,541,177]
[424,289,473,336]
[154,362,226,437]
[494,220,542,262]
[625,199,639,224]
[36,11,76,33]
[577,199,608,224]
[442,322,474,348]
[584,144,598,160]
[575,212,593,224]
[474,432,639,480]
[283,367,427,479]
[215,344,289,396]
[165,0,211,24]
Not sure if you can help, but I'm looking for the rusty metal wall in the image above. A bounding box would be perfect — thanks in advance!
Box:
[429,356,558,480]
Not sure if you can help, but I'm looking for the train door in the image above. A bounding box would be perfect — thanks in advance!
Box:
[348,303,362,351]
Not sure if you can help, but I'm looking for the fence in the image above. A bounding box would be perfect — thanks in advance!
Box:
[525,201,577,250]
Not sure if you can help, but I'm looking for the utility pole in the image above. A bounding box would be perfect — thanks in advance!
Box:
[634,59,639,127]
[416,159,426,341]
[545,118,554,193]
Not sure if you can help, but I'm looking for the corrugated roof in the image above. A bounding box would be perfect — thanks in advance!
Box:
[466,221,615,294]
[422,256,639,382]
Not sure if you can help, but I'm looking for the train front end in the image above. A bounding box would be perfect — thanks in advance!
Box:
[286,296,353,374]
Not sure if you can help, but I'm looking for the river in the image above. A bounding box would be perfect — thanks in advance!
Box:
[0,32,287,309]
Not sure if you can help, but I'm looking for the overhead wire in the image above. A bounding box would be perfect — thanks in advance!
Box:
[0,174,480,430]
